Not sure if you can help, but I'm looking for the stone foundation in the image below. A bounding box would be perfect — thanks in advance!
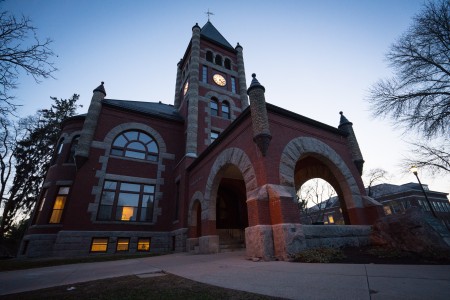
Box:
[19,228,188,258]
[302,225,371,249]
[199,235,219,253]
[245,225,274,260]
[272,223,307,260]
[186,237,199,253]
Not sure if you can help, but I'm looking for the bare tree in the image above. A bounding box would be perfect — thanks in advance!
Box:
[363,168,389,197]
[403,139,450,175]
[368,0,450,175]
[0,9,57,115]
[297,178,337,224]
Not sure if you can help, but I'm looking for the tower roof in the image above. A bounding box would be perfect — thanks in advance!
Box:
[200,21,234,50]
[338,111,352,127]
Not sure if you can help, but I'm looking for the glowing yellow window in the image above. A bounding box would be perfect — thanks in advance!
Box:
[116,238,130,252]
[91,238,108,252]
[121,206,135,221]
[328,215,335,224]
[49,187,69,224]
[137,238,150,251]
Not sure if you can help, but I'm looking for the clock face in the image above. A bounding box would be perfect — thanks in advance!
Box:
[213,74,226,86]
[183,81,189,95]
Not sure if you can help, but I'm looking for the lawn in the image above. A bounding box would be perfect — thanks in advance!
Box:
[0,273,280,300]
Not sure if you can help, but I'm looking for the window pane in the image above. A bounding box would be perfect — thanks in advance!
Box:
[137,238,150,251]
[103,181,117,190]
[116,206,137,221]
[148,142,158,153]
[139,132,152,144]
[147,154,158,162]
[58,187,70,195]
[118,193,139,206]
[111,148,123,156]
[144,185,155,194]
[141,194,154,207]
[113,135,127,147]
[127,141,146,151]
[125,150,146,159]
[97,205,112,220]
[53,196,66,209]
[100,191,115,205]
[116,238,130,252]
[120,183,141,192]
[49,209,63,223]
[124,131,138,141]
[91,238,108,252]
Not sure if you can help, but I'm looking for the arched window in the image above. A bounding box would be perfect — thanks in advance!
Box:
[215,55,222,66]
[66,135,80,163]
[221,101,230,119]
[111,131,158,161]
[206,51,213,62]
[224,58,231,70]
[210,98,219,116]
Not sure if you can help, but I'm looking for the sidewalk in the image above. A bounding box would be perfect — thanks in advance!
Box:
[1,250,449,299]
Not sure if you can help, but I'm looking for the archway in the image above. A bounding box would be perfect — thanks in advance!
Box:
[216,165,248,248]
[295,154,350,224]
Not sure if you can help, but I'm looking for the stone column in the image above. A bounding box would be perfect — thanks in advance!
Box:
[338,111,364,175]
[74,82,106,168]
[247,74,271,156]
[185,23,201,157]
[236,43,249,109]
[174,59,183,109]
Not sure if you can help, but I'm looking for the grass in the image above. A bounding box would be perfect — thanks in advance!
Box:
[0,252,161,272]
[292,247,345,263]
[0,273,278,300]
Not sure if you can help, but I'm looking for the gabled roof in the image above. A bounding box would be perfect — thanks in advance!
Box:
[102,99,183,122]
[201,21,235,51]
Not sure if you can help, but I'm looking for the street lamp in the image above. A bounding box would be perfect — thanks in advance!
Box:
[410,166,438,218]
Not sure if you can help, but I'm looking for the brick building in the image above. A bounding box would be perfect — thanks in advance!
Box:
[305,182,450,228]
[20,21,383,260]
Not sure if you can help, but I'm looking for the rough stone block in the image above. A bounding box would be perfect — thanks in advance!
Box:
[245,225,274,261]
[272,224,306,260]
[199,235,219,254]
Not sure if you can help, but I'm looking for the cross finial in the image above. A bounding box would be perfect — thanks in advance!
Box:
[205,9,214,21]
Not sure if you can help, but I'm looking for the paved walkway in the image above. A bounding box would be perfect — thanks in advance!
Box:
[1,250,450,299]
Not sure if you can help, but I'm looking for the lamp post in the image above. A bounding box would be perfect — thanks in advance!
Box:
[410,166,438,218]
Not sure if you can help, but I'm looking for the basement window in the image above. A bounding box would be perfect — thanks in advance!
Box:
[91,238,108,252]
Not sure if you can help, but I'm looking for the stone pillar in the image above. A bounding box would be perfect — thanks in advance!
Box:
[236,43,249,109]
[174,59,183,109]
[185,24,201,157]
[247,74,271,156]
[338,111,364,175]
[74,82,106,168]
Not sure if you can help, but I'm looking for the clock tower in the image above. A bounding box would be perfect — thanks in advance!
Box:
[174,21,249,157]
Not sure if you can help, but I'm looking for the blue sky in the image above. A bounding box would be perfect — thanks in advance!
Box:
[3,0,448,194]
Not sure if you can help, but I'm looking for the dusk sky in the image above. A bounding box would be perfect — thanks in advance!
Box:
[3,0,448,195]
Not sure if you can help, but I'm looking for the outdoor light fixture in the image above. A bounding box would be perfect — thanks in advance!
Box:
[410,166,437,218]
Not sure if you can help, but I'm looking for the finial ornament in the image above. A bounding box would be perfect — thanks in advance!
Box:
[339,111,343,115]
[101,81,104,85]
[205,9,214,21]
[252,73,256,78]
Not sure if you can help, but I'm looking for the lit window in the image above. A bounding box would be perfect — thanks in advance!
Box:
[383,205,392,215]
[231,77,236,93]
[66,135,80,163]
[202,66,207,83]
[91,238,108,252]
[111,131,158,162]
[224,58,231,70]
[328,215,335,224]
[210,98,218,116]
[49,187,70,224]
[116,238,130,252]
[137,238,151,251]
[97,181,155,222]
[211,131,219,143]
[221,101,230,119]
[215,54,222,66]
[206,51,213,62]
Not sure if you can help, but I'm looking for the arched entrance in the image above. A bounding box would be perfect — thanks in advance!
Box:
[216,165,248,249]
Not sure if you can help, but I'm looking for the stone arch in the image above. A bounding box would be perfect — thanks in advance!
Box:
[279,137,363,210]
[188,191,205,227]
[204,148,257,221]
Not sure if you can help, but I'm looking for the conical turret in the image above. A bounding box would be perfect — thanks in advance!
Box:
[338,111,364,175]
